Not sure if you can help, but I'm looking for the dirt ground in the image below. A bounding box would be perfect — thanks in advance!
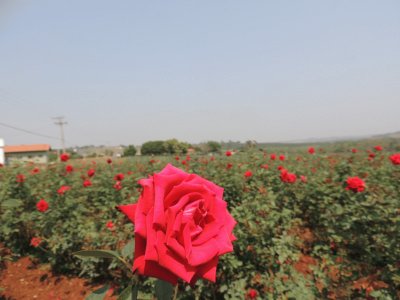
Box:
[0,257,116,300]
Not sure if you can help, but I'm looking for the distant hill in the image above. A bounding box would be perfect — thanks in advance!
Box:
[370,131,400,140]
[272,131,400,144]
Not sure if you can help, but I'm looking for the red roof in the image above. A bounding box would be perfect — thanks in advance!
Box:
[4,144,51,153]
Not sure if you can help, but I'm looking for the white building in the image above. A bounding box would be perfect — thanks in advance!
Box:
[4,144,51,164]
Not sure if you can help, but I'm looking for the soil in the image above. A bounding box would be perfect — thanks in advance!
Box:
[0,257,116,300]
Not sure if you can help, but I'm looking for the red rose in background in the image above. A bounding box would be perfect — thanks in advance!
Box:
[389,153,400,165]
[107,158,112,164]
[246,289,258,299]
[118,164,236,285]
[114,181,122,190]
[244,170,253,178]
[114,173,124,181]
[225,150,232,157]
[374,145,383,151]
[58,185,71,195]
[300,175,307,183]
[270,154,276,160]
[83,180,92,188]
[226,163,233,170]
[65,165,74,173]
[352,148,358,153]
[87,169,95,177]
[16,174,25,183]
[31,167,40,174]
[60,153,69,162]
[280,169,297,183]
[308,147,315,154]
[279,155,285,161]
[30,237,42,247]
[36,199,49,212]
[345,176,365,192]
[106,220,115,230]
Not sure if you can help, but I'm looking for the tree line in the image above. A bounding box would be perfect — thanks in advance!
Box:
[123,139,223,156]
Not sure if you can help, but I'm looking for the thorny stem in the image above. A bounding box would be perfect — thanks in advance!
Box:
[38,245,49,253]
[172,283,179,300]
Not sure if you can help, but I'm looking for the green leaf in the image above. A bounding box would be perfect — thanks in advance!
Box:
[117,284,138,300]
[1,199,23,208]
[155,280,174,300]
[121,240,135,260]
[73,250,121,260]
[85,284,110,300]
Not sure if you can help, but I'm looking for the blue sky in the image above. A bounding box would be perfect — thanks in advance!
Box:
[1,0,399,147]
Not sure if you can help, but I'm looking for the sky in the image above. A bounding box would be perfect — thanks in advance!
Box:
[0,0,399,148]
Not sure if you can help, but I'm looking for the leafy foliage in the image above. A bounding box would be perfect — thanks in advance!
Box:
[123,145,137,157]
[1,141,400,299]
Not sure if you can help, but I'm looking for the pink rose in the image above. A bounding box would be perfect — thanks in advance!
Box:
[118,164,236,285]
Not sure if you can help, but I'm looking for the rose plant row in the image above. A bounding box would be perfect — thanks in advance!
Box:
[0,145,400,299]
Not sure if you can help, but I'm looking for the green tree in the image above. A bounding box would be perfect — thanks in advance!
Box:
[206,141,221,153]
[141,141,166,155]
[123,145,137,157]
[164,139,189,154]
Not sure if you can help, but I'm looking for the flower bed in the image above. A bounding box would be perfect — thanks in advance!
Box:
[1,145,399,299]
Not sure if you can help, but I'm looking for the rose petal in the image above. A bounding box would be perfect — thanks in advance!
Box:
[194,256,218,283]
[192,222,220,246]
[166,236,186,259]
[188,174,224,199]
[159,163,187,177]
[133,235,146,272]
[134,212,147,237]
[214,227,234,255]
[138,178,155,213]
[165,183,206,208]
[183,223,193,260]
[155,230,197,283]
[142,260,179,285]
[117,204,136,224]
[144,208,158,261]
[188,238,219,266]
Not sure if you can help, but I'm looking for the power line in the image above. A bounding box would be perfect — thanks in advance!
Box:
[0,89,27,105]
[0,121,60,141]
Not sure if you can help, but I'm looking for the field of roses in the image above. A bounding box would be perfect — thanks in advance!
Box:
[1,142,400,299]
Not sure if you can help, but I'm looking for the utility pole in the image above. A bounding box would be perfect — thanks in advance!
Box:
[53,116,67,153]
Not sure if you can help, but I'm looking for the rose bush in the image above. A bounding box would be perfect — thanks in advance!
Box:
[118,164,237,285]
[2,141,400,299]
